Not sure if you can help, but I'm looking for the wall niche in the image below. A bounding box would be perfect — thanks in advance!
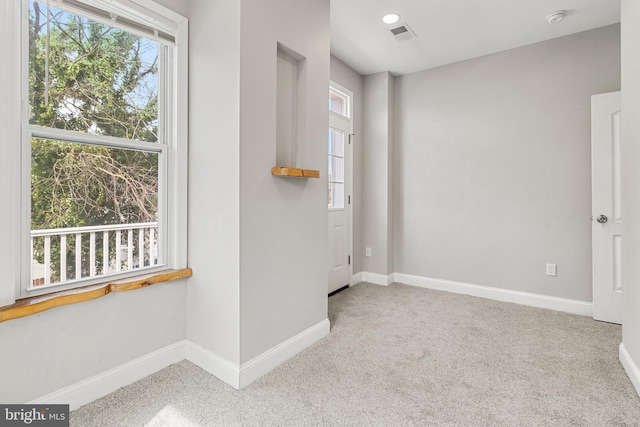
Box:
[273,42,319,179]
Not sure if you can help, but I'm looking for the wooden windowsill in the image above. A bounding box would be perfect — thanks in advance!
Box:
[0,268,192,324]
[271,166,320,179]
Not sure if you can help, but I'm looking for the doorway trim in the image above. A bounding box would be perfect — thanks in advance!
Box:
[329,81,354,290]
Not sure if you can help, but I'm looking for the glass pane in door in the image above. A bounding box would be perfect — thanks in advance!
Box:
[328,128,345,209]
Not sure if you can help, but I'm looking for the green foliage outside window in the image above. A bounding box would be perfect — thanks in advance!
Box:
[29,1,161,281]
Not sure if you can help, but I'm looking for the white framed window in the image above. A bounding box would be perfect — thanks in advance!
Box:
[329,86,350,118]
[328,83,352,210]
[3,0,188,301]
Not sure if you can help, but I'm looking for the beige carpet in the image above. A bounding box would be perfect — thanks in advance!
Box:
[71,282,640,426]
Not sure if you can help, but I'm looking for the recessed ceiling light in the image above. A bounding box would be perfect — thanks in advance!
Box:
[382,13,400,25]
[546,10,567,23]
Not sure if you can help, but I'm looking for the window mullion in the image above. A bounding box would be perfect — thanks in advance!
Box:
[20,126,33,298]
[27,125,164,153]
[156,41,168,267]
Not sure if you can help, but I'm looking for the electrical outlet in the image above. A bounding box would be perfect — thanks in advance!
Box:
[365,247,372,257]
[546,263,557,277]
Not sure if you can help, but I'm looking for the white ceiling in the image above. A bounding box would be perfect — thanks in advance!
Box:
[330,0,621,76]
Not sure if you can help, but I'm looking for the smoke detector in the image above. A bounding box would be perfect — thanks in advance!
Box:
[388,23,417,41]
[546,10,567,23]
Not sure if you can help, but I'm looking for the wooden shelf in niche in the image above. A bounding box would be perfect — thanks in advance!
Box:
[271,166,320,179]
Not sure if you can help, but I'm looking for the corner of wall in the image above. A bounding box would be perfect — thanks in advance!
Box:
[620,343,640,397]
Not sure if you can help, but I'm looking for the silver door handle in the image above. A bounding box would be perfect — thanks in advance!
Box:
[596,214,608,224]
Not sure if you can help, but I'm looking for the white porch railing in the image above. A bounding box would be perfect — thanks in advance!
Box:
[31,222,158,287]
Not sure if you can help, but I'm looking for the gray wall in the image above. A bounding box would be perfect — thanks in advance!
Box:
[187,0,242,364]
[238,0,330,362]
[0,0,189,404]
[621,1,640,370]
[0,283,186,403]
[153,0,188,16]
[188,0,330,365]
[362,72,395,276]
[330,55,364,274]
[393,25,621,301]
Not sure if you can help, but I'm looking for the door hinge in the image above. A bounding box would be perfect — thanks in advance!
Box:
[348,255,351,265]
[349,134,354,144]
[348,195,351,204]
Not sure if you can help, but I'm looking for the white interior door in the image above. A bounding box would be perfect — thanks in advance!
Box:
[592,91,622,324]
[328,85,352,294]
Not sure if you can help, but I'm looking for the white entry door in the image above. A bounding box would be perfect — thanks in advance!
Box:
[328,85,352,294]
[592,91,622,324]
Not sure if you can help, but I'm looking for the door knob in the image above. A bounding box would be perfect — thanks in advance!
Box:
[596,214,608,224]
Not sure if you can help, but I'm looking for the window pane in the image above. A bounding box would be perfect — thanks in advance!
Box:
[28,0,160,142]
[328,182,344,209]
[329,156,344,183]
[329,128,344,156]
[328,126,345,209]
[31,138,159,286]
[329,88,348,117]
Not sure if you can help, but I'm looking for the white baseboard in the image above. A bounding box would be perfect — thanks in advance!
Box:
[29,340,187,411]
[185,318,330,389]
[27,319,331,410]
[620,343,640,397]
[239,318,330,388]
[31,272,592,410]
[393,273,593,317]
[185,341,240,389]
[351,272,364,286]
[353,271,394,286]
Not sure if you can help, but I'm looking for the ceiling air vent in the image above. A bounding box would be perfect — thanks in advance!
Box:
[388,23,416,41]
